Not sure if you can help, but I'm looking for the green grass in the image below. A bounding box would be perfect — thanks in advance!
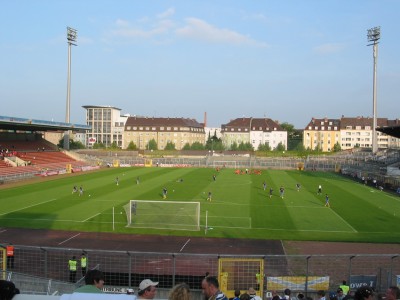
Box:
[1,167,400,243]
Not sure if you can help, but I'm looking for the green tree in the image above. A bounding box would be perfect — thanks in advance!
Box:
[190,141,205,150]
[126,141,137,150]
[164,141,175,150]
[238,142,253,151]
[230,141,238,151]
[58,138,85,150]
[258,142,271,151]
[182,143,191,150]
[110,142,119,149]
[275,142,286,151]
[333,142,341,152]
[147,139,158,150]
[92,142,105,149]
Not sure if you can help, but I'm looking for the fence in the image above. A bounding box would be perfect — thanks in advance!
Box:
[3,245,400,297]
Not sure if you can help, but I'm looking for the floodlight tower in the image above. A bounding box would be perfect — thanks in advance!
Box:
[64,27,77,150]
[367,26,380,154]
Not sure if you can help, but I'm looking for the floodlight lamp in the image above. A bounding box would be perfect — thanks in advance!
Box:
[367,26,380,44]
[67,27,78,45]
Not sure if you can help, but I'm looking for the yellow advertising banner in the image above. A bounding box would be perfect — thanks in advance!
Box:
[267,276,329,291]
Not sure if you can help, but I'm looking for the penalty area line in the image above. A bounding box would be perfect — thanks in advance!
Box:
[81,213,100,223]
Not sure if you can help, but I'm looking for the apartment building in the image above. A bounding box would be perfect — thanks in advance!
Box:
[303,116,400,151]
[221,117,287,150]
[83,105,128,148]
[303,118,341,152]
[124,116,205,150]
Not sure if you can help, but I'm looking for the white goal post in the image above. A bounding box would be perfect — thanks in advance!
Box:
[123,200,201,231]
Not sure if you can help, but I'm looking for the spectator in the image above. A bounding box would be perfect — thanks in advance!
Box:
[201,275,228,300]
[68,256,78,283]
[0,280,20,300]
[283,289,290,300]
[297,293,305,300]
[329,292,338,300]
[354,286,374,300]
[240,294,251,300]
[138,279,158,299]
[80,253,87,276]
[248,287,262,300]
[6,244,14,269]
[168,283,191,300]
[230,289,241,300]
[339,281,350,296]
[74,269,104,293]
[317,290,326,300]
[385,286,400,300]
[337,288,345,300]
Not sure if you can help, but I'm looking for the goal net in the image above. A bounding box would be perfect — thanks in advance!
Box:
[123,200,200,231]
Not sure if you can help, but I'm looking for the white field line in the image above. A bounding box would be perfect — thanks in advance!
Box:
[0,198,57,216]
[58,233,81,245]
[329,208,358,232]
[81,213,100,223]
[179,239,191,252]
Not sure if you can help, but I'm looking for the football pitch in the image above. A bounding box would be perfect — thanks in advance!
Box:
[1,167,400,243]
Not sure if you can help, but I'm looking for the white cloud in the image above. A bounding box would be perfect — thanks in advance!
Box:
[157,7,175,19]
[176,17,268,47]
[115,19,131,27]
[313,43,344,54]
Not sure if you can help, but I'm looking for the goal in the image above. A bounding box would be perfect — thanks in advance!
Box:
[123,200,200,231]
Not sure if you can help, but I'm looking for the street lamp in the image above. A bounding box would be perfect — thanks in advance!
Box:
[367,26,380,154]
[64,26,78,150]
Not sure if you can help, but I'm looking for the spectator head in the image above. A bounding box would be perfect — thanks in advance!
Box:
[84,269,105,289]
[0,280,20,300]
[240,293,251,300]
[297,293,305,300]
[202,276,219,298]
[385,286,400,300]
[234,289,241,297]
[168,283,191,300]
[248,287,257,296]
[354,286,374,300]
[329,292,338,300]
[285,289,291,296]
[317,290,326,298]
[138,279,158,299]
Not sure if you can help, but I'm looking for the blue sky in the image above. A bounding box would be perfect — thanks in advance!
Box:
[1,0,399,128]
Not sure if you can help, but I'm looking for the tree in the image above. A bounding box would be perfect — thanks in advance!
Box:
[182,143,191,150]
[281,122,303,151]
[258,142,271,151]
[238,142,253,151]
[110,142,119,149]
[190,141,205,150]
[333,142,341,152]
[127,141,137,150]
[147,139,158,150]
[92,142,105,149]
[164,141,175,150]
[275,142,286,151]
[230,141,238,151]
[58,138,85,150]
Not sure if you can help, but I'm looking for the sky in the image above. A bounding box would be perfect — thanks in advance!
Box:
[1,1,399,129]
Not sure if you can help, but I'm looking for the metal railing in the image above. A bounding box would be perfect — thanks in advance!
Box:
[3,245,400,296]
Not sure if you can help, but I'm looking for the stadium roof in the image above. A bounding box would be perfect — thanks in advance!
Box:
[0,115,90,132]
[377,125,400,138]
